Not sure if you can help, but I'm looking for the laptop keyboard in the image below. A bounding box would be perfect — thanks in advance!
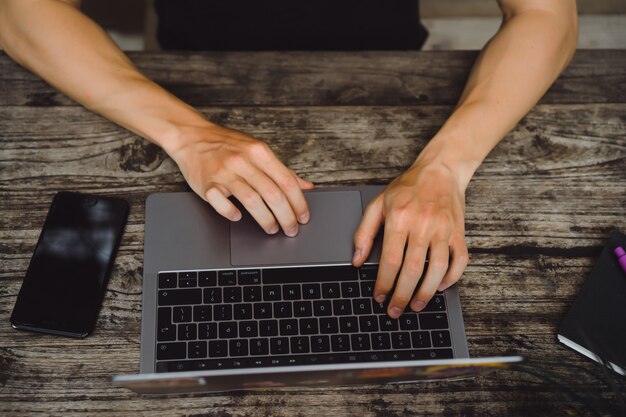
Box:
[155,264,453,373]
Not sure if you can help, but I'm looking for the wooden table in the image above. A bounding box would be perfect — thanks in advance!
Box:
[1,50,625,416]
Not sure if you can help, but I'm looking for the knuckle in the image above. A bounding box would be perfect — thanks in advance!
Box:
[278,174,298,191]
[429,260,448,273]
[241,191,261,208]
[404,261,424,277]
[263,187,285,206]
[248,141,270,158]
[382,253,403,270]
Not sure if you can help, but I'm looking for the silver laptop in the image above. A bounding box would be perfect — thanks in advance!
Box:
[113,186,522,394]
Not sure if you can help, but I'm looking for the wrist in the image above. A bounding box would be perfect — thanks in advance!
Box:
[414,130,484,192]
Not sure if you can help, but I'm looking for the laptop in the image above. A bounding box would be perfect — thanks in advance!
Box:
[113,186,522,394]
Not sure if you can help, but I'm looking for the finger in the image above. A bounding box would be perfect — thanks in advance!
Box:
[292,171,315,191]
[251,152,311,226]
[387,236,428,318]
[437,234,468,291]
[352,196,383,267]
[243,164,300,237]
[230,179,279,234]
[411,240,449,312]
[205,186,242,221]
[374,219,408,305]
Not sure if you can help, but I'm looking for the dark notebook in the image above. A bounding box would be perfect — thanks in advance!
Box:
[557,231,626,376]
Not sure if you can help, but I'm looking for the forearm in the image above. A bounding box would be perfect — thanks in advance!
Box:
[0,0,207,152]
[419,0,578,190]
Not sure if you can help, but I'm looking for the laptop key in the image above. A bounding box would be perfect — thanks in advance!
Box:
[339,316,358,333]
[372,299,387,314]
[270,337,289,354]
[411,331,432,348]
[399,313,419,330]
[371,332,391,350]
[238,269,261,285]
[239,321,258,338]
[279,319,298,335]
[291,336,310,354]
[203,287,222,304]
[158,272,177,289]
[359,315,379,332]
[259,320,279,336]
[214,304,233,321]
[156,342,186,360]
[193,305,211,322]
[157,307,176,342]
[352,298,372,315]
[219,321,238,338]
[313,300,332,316]
[330,334,350,351]
[208,340,228,357]
[243,286,262,302]
[341,282,360,298]
[224,287,242,303]
[432,330,452,347]
[358,265,378,280]
[321,283,341,298]
[311,335,331,353]
[283,285,301,300]
[198,323,217,340]
[302,283,321,299]
[320,317,339,334]
[293,301,313,317]
[234,303,252,320]
[178,323,197,340]
[350,333,371,351]
[250,338,269,356]
[360,281,375,297]
[254,303,272,319]
[274,302,293,318]
[172,306,192,323]
[379,316,399,331]
[263,285,281,301]
[419,313,449,330]
[229,339,248,357]
[424,295,446,312]
[263,265,358,284]
[332,299,352,315]
[198,270,217,287]
[299,318,319,335]
[391,332,411,349]
[218,270,237,286]
[188,341,207,358]
[179,271,197,288]
[158,289,202,306]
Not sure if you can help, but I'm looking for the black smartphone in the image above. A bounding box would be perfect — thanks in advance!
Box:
[10,191,129,338]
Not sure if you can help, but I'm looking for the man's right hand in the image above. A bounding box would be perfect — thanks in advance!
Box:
[168,122,314,236]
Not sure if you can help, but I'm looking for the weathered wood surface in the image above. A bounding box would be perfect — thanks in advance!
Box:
[1,50,626,107]
[1,50,625,417]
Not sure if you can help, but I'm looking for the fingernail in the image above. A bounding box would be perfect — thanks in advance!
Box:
[390,306,403,318]
[269,225,279,234]
[437,283,449,292]
[286,227,298,237]
[231,212,242,221]
[299,212,310,224]
[412,300,426,312]
[375,294,386,303]
[352,249,362,263]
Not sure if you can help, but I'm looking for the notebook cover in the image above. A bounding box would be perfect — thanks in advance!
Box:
[557,231,626,375]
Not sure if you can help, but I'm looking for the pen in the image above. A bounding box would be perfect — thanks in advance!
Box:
[615,246,626,275]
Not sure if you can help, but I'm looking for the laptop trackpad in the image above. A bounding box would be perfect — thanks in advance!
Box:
[230,190,363,266]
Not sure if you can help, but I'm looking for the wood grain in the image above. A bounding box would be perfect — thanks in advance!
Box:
[1,50,625,107]
[1,50,625,417]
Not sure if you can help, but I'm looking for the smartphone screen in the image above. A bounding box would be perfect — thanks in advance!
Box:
[10,192,129,338]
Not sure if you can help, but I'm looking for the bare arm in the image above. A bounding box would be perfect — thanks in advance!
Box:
[353,0,578,318]
[0,0,312,235]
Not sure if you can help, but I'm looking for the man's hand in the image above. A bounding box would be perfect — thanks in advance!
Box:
[352,159,468,319]
[168,123,314,236]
